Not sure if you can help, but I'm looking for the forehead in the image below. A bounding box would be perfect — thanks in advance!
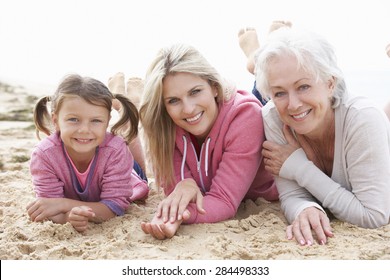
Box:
[59,95,109,115]
[267,55,313,86]
[163,73,208,96]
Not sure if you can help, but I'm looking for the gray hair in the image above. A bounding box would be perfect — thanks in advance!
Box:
[255,27,347,108]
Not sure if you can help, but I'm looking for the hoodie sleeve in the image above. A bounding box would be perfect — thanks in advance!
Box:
[99,138,135,216]
[30,145,66,198]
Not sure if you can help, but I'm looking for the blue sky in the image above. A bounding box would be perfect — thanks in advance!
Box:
[1,0,390,98]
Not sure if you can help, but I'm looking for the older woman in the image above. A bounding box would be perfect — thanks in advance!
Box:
[255,27,390,246]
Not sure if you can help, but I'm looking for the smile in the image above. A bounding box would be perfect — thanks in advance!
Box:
[75,138,93,143]
[291,109,311,120]
[185,112,203,123]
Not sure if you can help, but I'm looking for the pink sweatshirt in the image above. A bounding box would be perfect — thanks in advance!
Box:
[165,90,278,224]
[30,132,148,215]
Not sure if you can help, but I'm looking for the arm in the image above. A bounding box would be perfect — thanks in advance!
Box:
[262,102,323,224]
[27,197,115,223]
[184,101,269,223]
[280,107,390,228]
[99,139,136,216]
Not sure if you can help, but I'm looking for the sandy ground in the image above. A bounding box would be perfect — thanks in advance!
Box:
[1,80,390,260]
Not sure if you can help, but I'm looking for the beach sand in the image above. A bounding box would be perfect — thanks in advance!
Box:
[1,80,389,260]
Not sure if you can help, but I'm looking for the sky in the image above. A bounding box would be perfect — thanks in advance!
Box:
[1,0,390,100]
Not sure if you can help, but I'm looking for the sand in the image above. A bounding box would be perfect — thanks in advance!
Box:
[1,80,390,260]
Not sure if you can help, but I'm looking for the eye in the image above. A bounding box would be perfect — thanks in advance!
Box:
[190,88,201,95]
[92,119,103,123]
[167,98,179,105]
[273,91,286,98]
[67,118,78,122]
[298,84,310,91]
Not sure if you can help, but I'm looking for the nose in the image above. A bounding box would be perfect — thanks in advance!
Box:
[182,98,195,115]
[77,121,90,133]
[287,91,302,111]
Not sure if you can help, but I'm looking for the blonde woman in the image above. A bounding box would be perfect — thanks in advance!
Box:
[139,44,278,239]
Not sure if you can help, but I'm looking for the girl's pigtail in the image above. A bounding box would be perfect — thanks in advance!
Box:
[111,94,139,144]
[33,96,52,139]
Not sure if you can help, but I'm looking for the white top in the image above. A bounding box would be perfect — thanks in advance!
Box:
[262,95,390,228]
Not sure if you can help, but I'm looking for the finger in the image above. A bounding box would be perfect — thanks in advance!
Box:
[159,200,171,222]
[141,222,149,234]
[150,224,166,240]
[74,225,88,233]
[310,219,327,245]
[292,221,307,246]
[141,222,152,234]
[160,223,175,239]
[182,209,191,221]
[26,200,36,210]
[195,192,206,214]
[168,199,180,223]
[298,217,314,246]
[286,225,293,240]
[262,140,274,151]
[320,215,334,239]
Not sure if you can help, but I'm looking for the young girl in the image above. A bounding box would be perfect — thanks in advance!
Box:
[139,44,278,239]
[27,74,149,232]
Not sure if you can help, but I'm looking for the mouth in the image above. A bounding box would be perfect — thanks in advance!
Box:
[291,109,311,120]
[185,112,203,123]
[74,138,94,144]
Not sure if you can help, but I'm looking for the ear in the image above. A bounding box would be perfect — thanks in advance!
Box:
[51,113,60,131]
[327,76,335,97]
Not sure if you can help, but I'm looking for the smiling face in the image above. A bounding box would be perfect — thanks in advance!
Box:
[267,54,334,139]
[52,95,110,162]
[162,72,219,143]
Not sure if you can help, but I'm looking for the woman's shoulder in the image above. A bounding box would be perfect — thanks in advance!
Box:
[341,95,387,122]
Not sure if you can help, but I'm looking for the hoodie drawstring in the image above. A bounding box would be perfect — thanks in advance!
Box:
[180,135,188,181]
[204,137,211,177]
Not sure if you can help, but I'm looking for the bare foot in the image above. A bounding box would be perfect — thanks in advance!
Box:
[238,27,260,58]
[268,20,292,33]
[238,27,260,74]
[126,77,144,109]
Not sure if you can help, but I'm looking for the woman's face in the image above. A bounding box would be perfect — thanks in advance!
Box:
[267,54,334,139]
[162,72,219,142]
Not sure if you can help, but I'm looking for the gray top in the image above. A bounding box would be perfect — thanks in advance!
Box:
[262,95,390,228]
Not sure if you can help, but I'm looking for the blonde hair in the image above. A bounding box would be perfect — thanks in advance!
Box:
[33,74,139,143]
[140,44,230,187]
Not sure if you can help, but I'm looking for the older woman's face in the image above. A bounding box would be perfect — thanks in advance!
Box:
[162,72,218,143]
[267,55,334,139]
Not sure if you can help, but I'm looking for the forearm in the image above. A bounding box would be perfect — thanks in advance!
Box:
[59,199,116,223]
[281,149,390,228]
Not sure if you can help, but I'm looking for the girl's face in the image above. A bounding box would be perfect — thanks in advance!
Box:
[52,96,110,161]
[267,54,334,139]
[162,72,219,143]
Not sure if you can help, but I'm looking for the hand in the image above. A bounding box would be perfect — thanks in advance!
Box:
[262,125,300,176]
[286,207,333,246]
[157,178,205,223]
[26,198,65,222]
[68,206,95,233]
[141,210,191,240]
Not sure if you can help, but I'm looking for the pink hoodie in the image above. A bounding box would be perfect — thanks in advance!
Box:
[165,90,278,224]
[30,132,149,216]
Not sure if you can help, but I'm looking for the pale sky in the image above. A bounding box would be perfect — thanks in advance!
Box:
[1,0,390,97]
